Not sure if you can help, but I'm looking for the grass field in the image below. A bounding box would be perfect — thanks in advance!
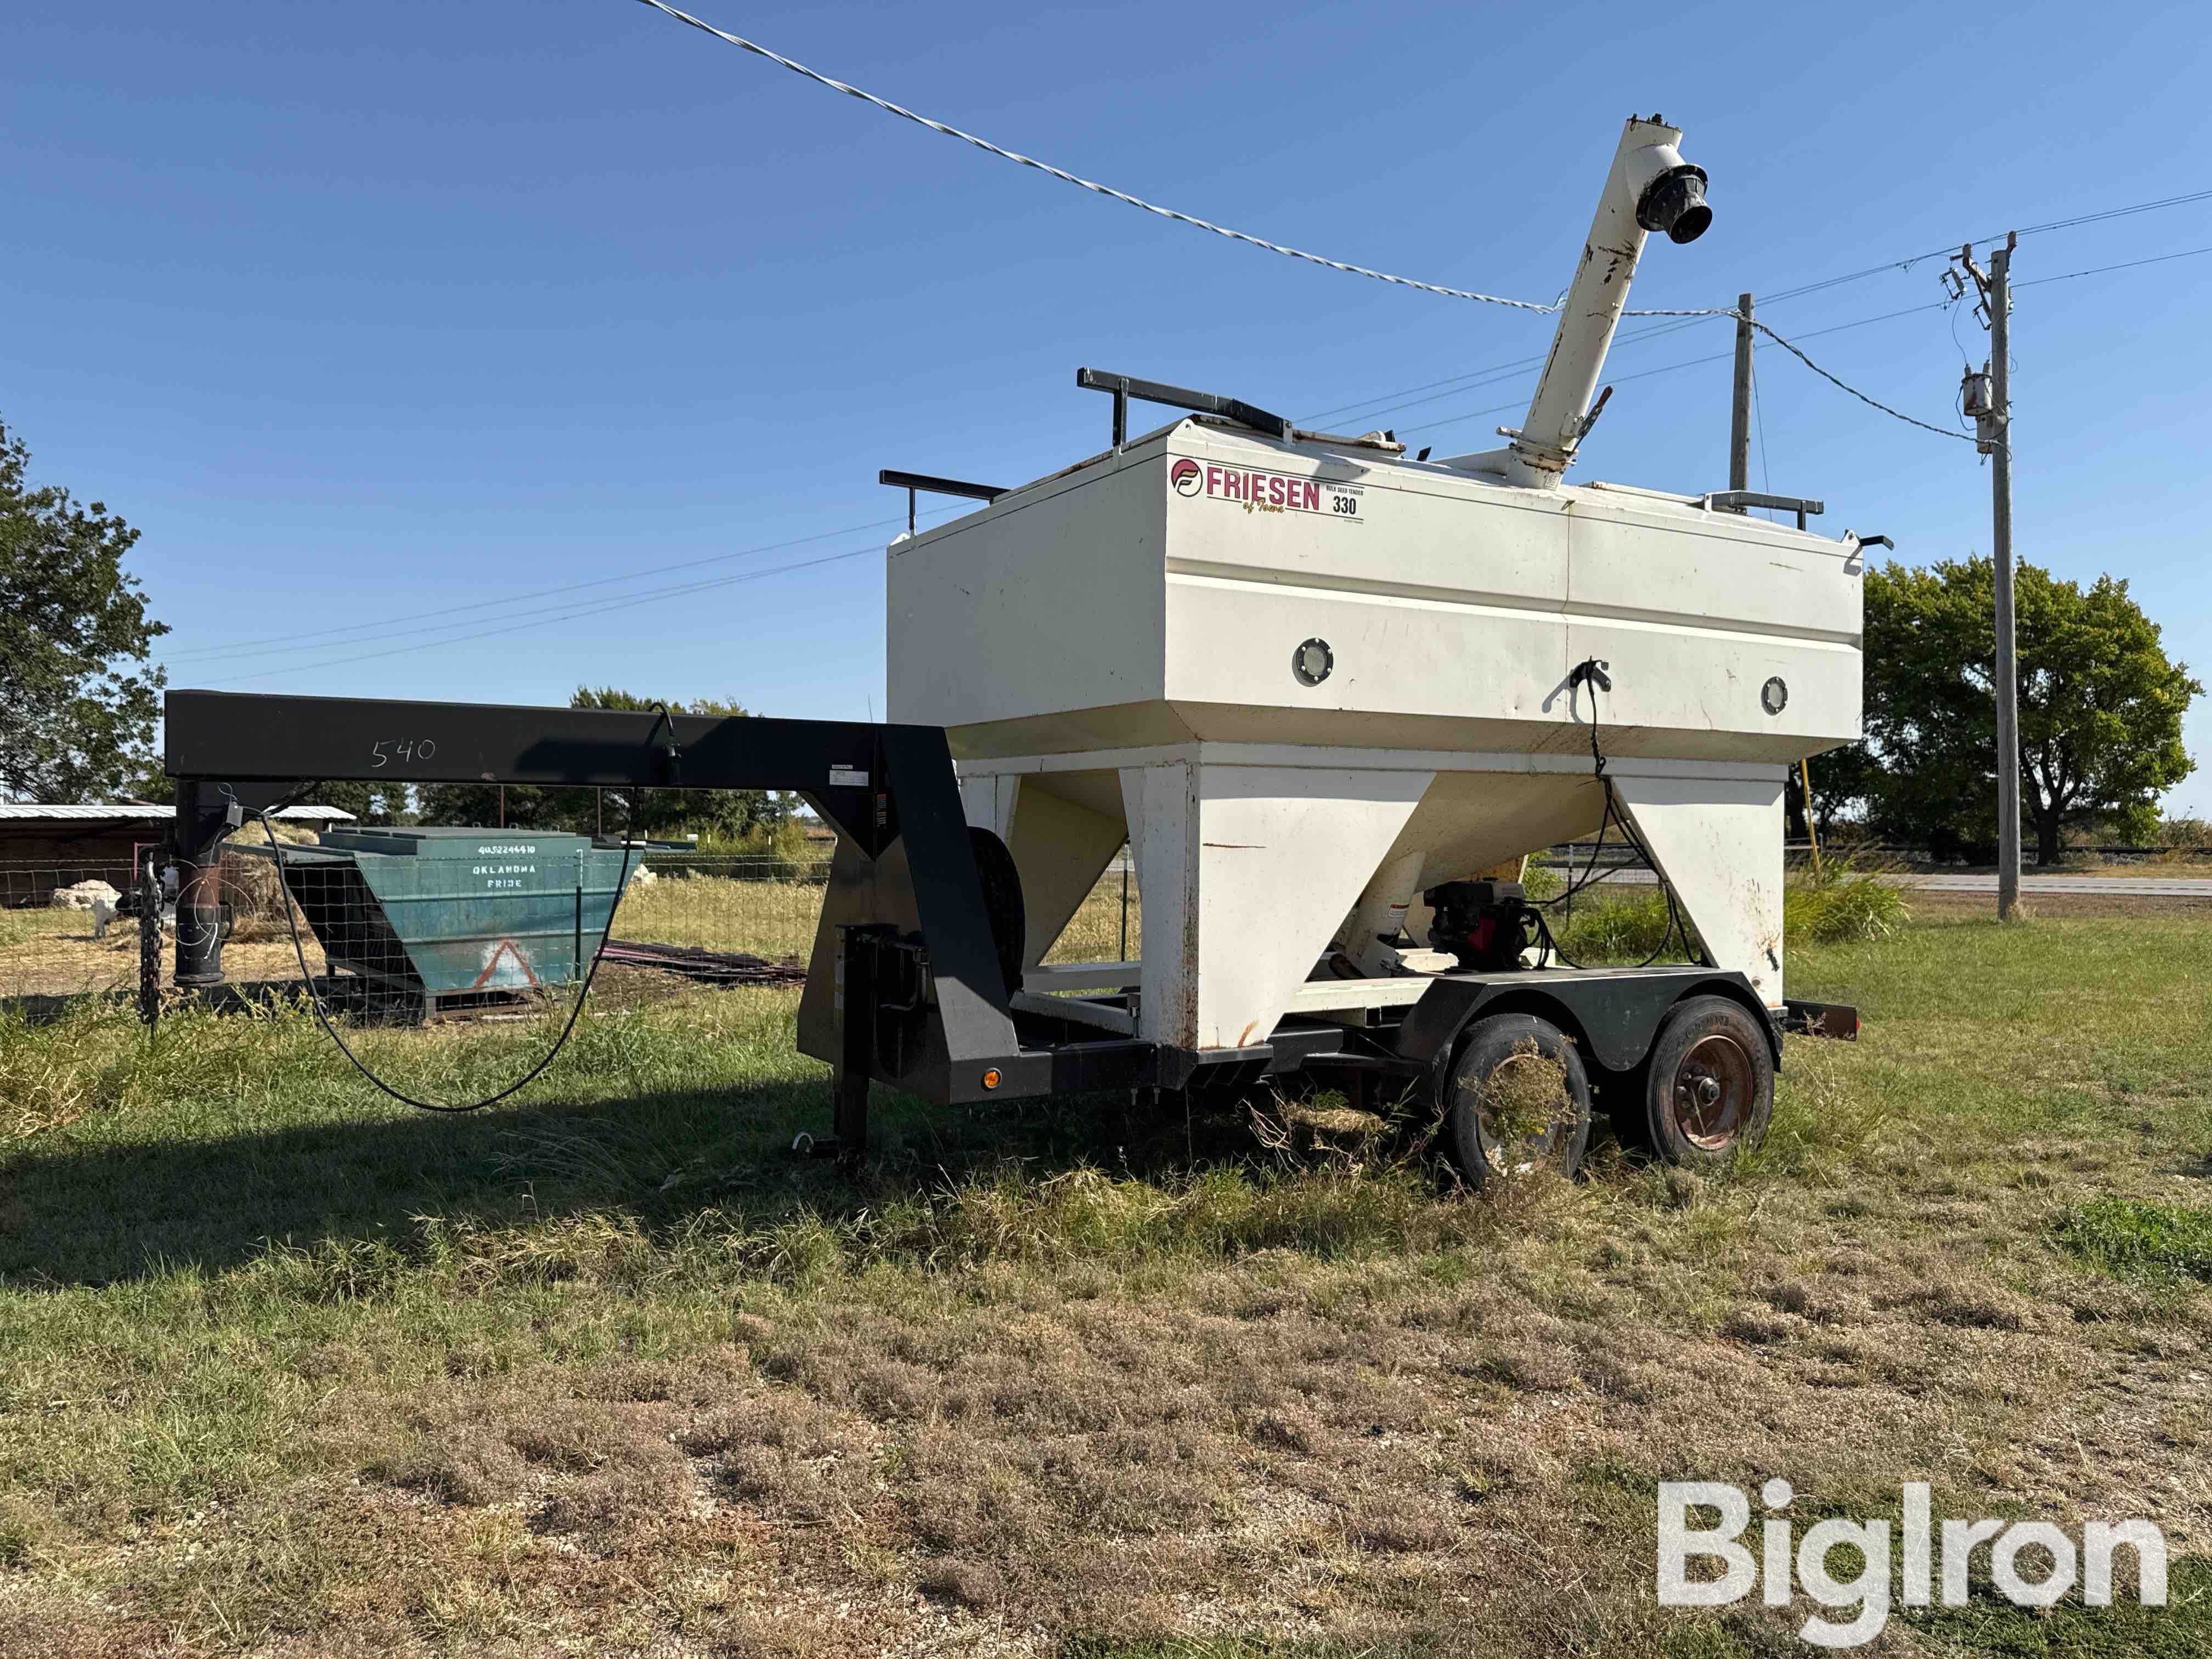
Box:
[2,889,2209,1655]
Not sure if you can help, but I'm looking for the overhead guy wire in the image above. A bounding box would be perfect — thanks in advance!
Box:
[631,0,2212,438]
[1393,301,1953,437]
[628,0,1561,313]
[1623,308,1974,440]
[633,0,2212,325]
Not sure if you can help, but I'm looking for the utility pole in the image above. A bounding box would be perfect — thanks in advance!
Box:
[1953,236,2021,918]
[1989,236,2019,917]
[1727,292,1754,504]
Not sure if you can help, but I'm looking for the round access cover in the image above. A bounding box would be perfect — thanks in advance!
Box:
[1760,675,1788,715]
[1293,638,1334,686]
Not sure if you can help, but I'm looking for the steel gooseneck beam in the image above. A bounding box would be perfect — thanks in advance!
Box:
[161,689,1021,1158]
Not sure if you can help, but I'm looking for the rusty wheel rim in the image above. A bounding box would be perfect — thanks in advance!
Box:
[1671,1032,1753,1152]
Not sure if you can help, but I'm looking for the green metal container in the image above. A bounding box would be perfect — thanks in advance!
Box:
[250,827,630,1011]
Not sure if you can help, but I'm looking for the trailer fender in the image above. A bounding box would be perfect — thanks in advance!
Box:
[1395,970,1778,1082]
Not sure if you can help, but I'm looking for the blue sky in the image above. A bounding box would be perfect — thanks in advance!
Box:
[8,0,2212,813]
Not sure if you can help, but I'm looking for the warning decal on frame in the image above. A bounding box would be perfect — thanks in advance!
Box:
[1170,456,1363,522]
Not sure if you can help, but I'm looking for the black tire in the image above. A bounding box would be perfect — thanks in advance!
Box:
[1442,1013,1592,1188]
[1641,995,1774,1166]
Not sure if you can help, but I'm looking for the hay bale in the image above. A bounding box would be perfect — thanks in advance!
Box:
[221,850,291,922]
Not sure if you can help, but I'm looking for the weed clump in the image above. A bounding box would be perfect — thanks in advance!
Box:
[1468,1040,1572,1150]
[1785,860,1910,943]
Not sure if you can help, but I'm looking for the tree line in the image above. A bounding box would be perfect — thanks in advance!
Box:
[2,414,2197,862]
[296,686,791,844]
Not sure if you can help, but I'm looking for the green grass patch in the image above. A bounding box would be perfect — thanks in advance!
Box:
[2062,1197,2212,1283]
[1899,1554,2212,1656]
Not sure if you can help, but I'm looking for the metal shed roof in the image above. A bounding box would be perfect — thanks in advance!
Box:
[0,803,356,822]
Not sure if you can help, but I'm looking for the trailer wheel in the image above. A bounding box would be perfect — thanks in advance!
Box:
[1643,995,1773,1165]
[1443,1013,1592,1187]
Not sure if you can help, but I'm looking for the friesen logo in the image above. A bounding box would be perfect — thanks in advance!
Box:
[1172,459,1363,521]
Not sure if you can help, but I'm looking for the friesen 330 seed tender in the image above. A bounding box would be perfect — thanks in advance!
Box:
[159,115,1864,1181]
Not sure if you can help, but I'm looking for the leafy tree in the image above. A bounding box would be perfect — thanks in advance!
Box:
[0,419,167,802]
[416,687,783,837]
[296,780,415,826]
[1849,557,2199,865]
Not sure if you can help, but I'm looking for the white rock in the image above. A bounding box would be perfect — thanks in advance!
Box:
[627,864,658,885]
[50,879,122,911]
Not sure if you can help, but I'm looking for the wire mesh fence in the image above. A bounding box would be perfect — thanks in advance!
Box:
[633,850,835,884]
[0,857,148,911]
[1,856,160,1001]
[1,850,323,1003]
[0,836,856,1015]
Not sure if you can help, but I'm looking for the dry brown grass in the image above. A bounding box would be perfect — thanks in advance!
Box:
[1,861,1137,1004]
[3,904,2211,1654]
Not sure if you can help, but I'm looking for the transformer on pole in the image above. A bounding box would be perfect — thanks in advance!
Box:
[1955,234,2022,917]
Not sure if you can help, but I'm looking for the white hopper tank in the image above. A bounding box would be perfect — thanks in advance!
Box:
[886,116,1868,1054]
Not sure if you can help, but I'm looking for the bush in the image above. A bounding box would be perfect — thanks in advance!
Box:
[692,818,818,879]
[1547,887,1684,964]
[2150,816,2210,852]
[1784,861,1909,944]
[1534,856,1904,964]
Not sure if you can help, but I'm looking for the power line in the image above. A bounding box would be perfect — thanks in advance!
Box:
[1396,301,1948,437]
[1298,314,1716,428]
[1397,236,2212,447]
[1311,194,2212,430]
[625,4,2212,434]
[637,0,2212,329]
[1396,348,1731,436]
[633,0,2212,444]
[206,544,881,687]
[1674,187,2212,312]
[630,0,1559,314]
[2015,242,2212,290]
[189,550,861,668]
[181,231,2212,682]
[2016,188,2212,239]
[164,510,940,662]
